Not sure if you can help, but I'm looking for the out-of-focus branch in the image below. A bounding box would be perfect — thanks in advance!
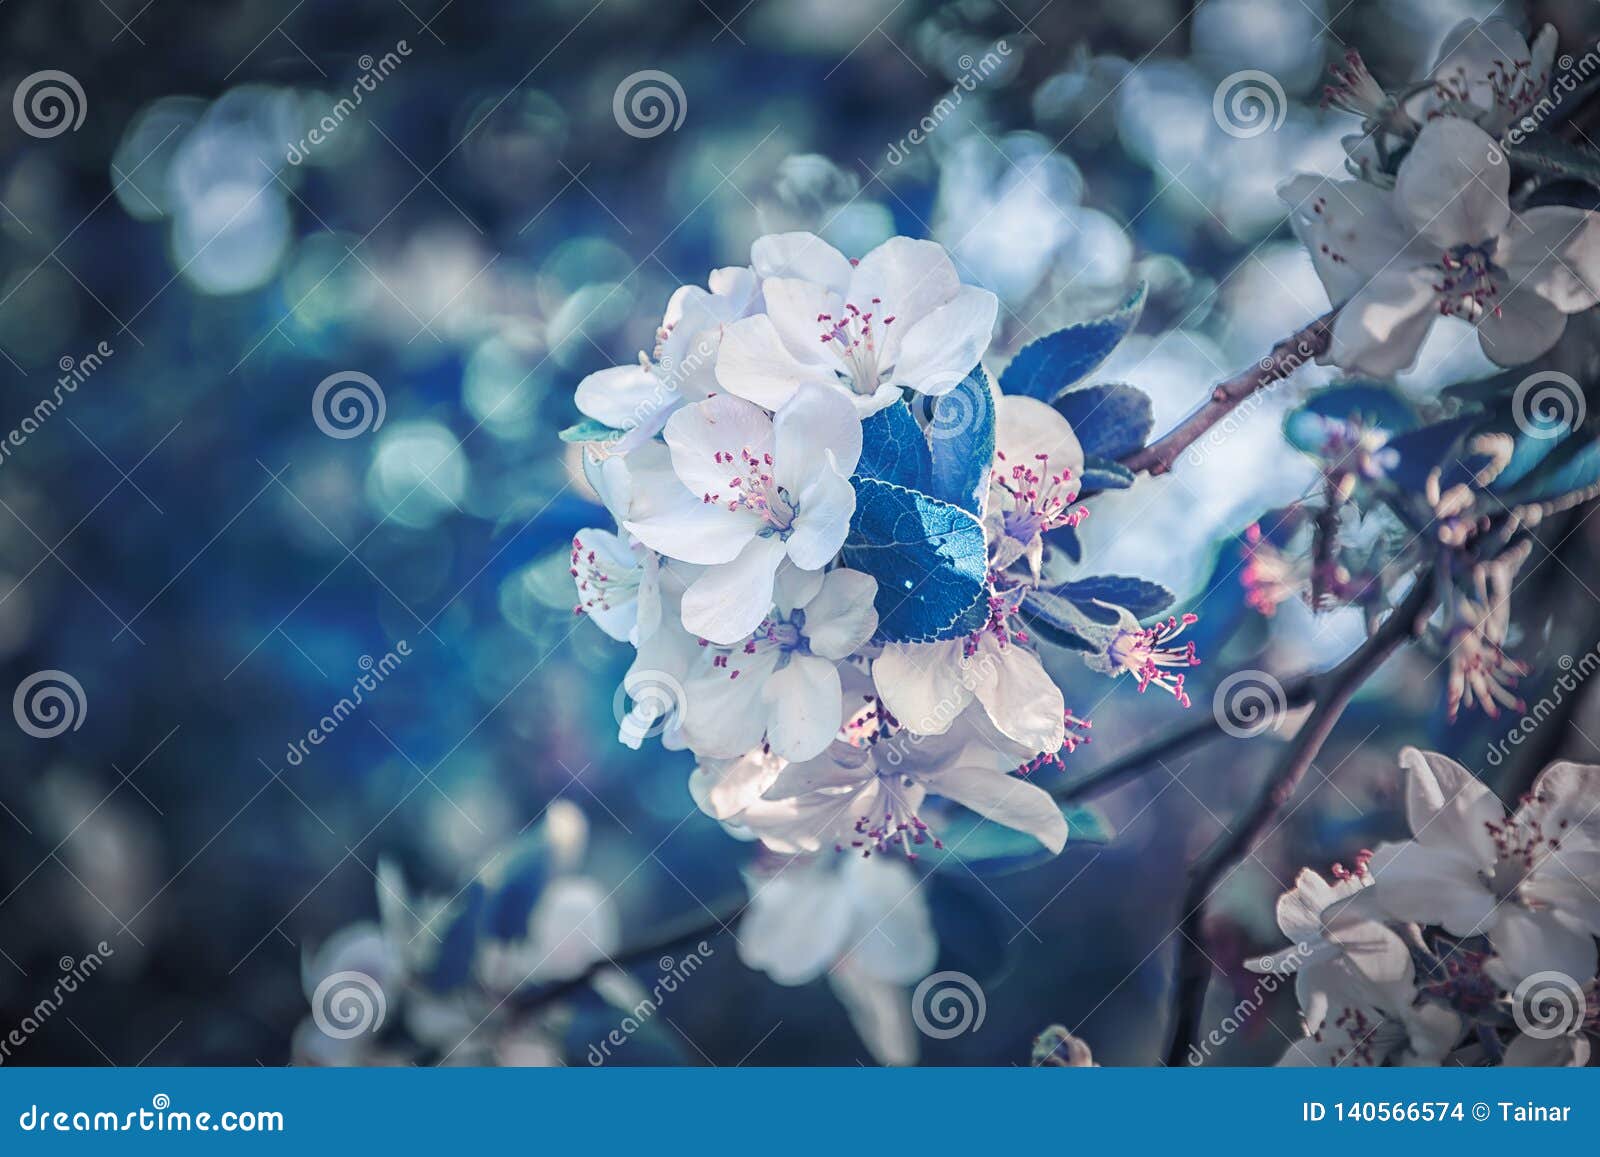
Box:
[512,894,746,1014]
[1121,310,1335,477]
[1052,677,1315,804]
[1162,570,1437,1066]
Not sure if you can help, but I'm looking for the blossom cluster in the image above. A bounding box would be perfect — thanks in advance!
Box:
[569,231,1193,1058]
[1291,18,1600,376]
[1262,749,1600,1067]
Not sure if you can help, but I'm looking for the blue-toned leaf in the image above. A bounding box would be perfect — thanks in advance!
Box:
[1052,382,1153,459]
[1046,523,1081,563]
[1508,136,1600,187]
[1048,574,1174,619]
[928,364,995,516]
[483,838,551,942]
[842,478,988,644]
[1077,454,1134,496]
[1499,433,1600,508]
[1062,804,1116,842]
[1383,415,1479,494]
[420,881,486,993]
[1019,588,1100,651]
[855,400,932,491]
[999,284,1146,401]
[560,418,625,444]
[927,804,1115,877]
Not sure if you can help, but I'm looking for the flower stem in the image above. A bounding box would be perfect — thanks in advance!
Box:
[1121,310,1336,477]
[1162,569,1436,1066]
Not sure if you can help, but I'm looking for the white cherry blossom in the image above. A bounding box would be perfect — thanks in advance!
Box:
[623,382,862,643]
[575,266,760,445]
[1359,748,1600,992]
[1282,118,1600,374]
[739,854,936,1065]
[716,233,999,416]
[679,566,879,762]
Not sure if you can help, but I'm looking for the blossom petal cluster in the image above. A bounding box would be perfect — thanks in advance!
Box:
[570,233,1192,1058]
[1265,749,1600,1066]
[1291,18,1600,375]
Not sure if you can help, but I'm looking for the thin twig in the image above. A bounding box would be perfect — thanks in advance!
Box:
[512,894,746,1014]
[1052,676,1315,803]
[1163,570,1437,1066]
[1122,310,1335,477]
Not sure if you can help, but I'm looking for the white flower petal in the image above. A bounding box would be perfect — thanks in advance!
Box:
[762,655,845,762]
[1365,839,1498,936]
[1500,206,1600,313]
[890,286,997,393]
[715,314,839,410]
[774,379,864,482]
[924,764,1068,853]
[802,568,879,660]
[1476,285,1567,366]
[828,961,916,1066]
[1485,905,1599,991]
[971,643,1065,754]
[849,237,961,365]
[1399,747,1499,865]
[1503,1031,1591,1067]
[1329,266,1438,376]
[663,394,776,500]
[680,534,787,644]
[996,394,1084,482]
[575,363,670,430]
[843,856,938,985]
[785,465,857,571]
[751,231,853,290]
[739,867,856,986]
[1394,119,1509,248]
[872,641,972,736]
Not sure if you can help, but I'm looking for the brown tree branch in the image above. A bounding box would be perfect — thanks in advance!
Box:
[1162,570,1437,1066]
[1122,310,1335,477]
